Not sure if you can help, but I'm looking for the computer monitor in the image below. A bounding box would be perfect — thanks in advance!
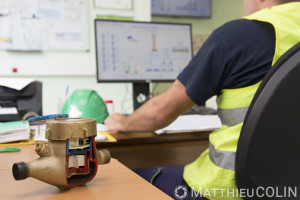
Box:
[95,20,193,110]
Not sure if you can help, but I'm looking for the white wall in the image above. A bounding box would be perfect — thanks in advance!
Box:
[0,0,151,115]
[37,77,134,115]
[0,0,244,115]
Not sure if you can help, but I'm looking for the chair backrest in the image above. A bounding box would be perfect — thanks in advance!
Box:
[235,42,300,199]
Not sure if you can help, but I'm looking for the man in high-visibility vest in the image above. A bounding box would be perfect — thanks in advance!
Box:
[105,0,300,199]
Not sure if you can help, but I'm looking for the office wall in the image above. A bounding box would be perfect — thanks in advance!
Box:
[0,0,244,115]
[152,0,244,37]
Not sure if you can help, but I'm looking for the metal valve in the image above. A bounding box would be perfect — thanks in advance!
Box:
[13,117,111,189]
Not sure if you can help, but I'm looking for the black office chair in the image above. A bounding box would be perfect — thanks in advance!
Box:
[235,42,300,199]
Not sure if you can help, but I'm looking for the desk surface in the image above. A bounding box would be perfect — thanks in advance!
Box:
[100,131,210,146]
[0,145,172,200]
[96,131,209,169]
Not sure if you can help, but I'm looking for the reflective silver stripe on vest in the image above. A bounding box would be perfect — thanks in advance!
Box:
[209,142,236,171]
[217,107,248,126]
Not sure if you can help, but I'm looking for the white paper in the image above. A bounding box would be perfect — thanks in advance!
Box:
[94,0,133,10]
[155,114,222,134]
[97,123,109,131]
[0,0,89,51]
[95,132,106,141]
[0,78,34,90]
[31,124,47,141]
[95,123,108,141]
[0,132,30,143]
[0,107,18,114]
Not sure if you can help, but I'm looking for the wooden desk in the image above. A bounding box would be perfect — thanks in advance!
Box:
[0,145,172,200]
[96,131,210,169]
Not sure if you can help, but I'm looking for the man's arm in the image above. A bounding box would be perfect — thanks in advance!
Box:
[104,80,195,132]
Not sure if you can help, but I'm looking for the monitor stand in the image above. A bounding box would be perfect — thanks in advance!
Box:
[133,82,150,110]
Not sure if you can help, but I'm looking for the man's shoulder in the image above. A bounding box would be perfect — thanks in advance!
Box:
[216,19,267,34]
[212,19,274,48]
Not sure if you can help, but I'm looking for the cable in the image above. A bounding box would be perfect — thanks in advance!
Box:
[121,83,133,114]
[28,114,69,125]
[145,82,159,101]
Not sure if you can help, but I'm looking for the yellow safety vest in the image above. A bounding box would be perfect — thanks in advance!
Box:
[183,3,300,200]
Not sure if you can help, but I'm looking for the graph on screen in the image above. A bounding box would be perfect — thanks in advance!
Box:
[95,20,193,82]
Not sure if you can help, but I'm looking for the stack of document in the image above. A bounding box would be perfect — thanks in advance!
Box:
[0,121,30,143]
[31,124,47,142]
[155,114,222,134]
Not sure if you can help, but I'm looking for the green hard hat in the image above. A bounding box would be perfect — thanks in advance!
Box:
[62,89,108,123]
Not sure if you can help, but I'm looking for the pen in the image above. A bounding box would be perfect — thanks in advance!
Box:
[65,85,69,97]
[0,147,20,153]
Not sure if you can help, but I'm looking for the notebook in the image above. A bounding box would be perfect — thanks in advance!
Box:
[0,121,30,143]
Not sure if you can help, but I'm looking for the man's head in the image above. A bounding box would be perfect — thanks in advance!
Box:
[244,0,300,15]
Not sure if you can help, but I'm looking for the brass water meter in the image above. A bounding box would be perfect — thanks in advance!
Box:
[12,117,111,189]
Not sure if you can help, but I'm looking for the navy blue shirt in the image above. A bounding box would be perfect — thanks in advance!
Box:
[177,19,276,106]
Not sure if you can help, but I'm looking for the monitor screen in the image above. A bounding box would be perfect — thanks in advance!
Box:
[95,20,193,82]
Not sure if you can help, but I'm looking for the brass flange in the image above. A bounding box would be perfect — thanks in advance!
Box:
[45,118,97,140]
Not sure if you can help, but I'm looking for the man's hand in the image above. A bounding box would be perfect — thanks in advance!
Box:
[104,113,127,132]
[104,80,195,133]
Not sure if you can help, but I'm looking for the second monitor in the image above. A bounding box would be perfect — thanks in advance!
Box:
[95,20,193,110]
